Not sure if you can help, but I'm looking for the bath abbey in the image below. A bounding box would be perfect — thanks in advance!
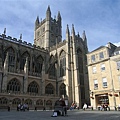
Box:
[0,6,89,110]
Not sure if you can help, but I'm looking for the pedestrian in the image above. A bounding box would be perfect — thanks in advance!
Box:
[83,103,87,110]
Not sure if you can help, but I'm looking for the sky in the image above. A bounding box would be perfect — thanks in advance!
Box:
[0,0,120,52]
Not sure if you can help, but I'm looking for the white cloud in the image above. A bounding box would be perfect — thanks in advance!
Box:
[114,42,120,47]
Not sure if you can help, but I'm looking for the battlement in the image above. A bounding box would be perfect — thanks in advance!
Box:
[0,34,48,52]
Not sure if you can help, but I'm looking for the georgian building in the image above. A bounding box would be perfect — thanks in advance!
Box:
[87,42,120,110]
[0,6,89,109]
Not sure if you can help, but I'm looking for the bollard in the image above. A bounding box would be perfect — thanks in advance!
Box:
[8,106,10,111]
[35,107,37,111]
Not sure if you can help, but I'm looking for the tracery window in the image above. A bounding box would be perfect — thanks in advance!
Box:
[45,83,54,94]
[12,98,21,105]
[60,50,66,77]
[20,51,30,71]
[5,47,15,72]
[49,55,56,79]
[35,55,43,73]
[0,97,8,105]
[7,78,20,92]
[25,99,32,105]
[59,83,66,96]
[46,100,52,106]
[36,99,43,105]
[27,81,39,93]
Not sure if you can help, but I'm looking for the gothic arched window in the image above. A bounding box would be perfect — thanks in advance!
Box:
[12,98,21,105]
[35,55,43,73]
[49,55,56,79]
[45,83,54,94]
[0,97,8,105]
[46,100,52,106]
[59,83,66,96]
[59,50,66,77]
[20,51,30,71]
[7,78,21,92]
[27,81,39,93]
[36,99,43,106]
[5,47,15,72]
[25,99,32,105]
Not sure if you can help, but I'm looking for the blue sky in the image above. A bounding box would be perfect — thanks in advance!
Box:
[0,0,120,51]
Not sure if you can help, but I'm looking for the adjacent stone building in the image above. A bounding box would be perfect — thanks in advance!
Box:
[0,6,89,110]
[87,42,120,110]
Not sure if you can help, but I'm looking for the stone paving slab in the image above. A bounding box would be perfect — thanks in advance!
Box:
[0,110,120,120]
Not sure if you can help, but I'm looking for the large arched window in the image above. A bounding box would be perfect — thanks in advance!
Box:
[59,83,66,96]
[35,55,43,73]
[5,47,15,72]
[36,99,43,106]
[49,55,56,79]
[12,98,21,105]
[25,99,32,105]
[45,83,54,94]
[0,97,8,105]
[20,51,30,71]
[77,48,84,85]
[27,81,39,93]
[46,100,52,106]
[7,78,21,92]
[59,50,66,77]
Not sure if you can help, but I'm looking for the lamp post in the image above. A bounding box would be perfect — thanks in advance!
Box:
[89,90,94,110]
[8,92,11,111]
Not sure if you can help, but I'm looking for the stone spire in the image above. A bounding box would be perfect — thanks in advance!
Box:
[35,16,39,29]
[82,30,86,40]
[82,30,88,52]
[77,32,80,38]
[66,24,70,44]
[71,24,75,39]
[66,24,70,35]
[46,5,51,20]
[3,28,6,35]
[20,34,22,40]
[57,11,61,21]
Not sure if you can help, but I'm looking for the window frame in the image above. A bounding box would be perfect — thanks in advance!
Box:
[94,79,98,89]
[102,77,107,88]
[99,52,104,60]
[91,55,95,63]
[101,64,105,71]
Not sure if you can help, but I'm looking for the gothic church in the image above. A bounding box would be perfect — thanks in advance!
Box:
[0,6,89,109]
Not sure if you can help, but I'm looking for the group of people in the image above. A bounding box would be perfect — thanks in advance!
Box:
[98,104,110,111]
[17,104,29,111]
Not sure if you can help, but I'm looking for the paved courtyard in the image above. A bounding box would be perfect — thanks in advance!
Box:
[0,110,120,120]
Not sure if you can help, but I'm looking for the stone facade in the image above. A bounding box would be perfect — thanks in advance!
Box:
[87,42,120,110]
[0,6,89,110]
